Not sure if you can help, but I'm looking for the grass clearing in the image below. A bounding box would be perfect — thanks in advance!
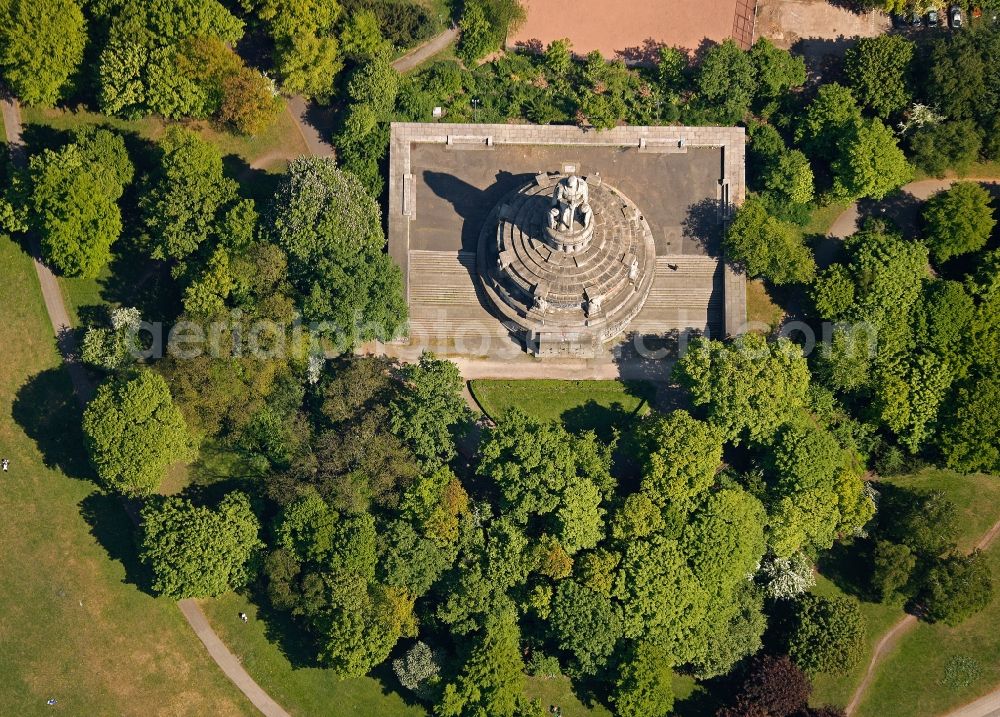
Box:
[469,379,654,435]
[200,593,427,717]
[746,278,783,333]
[21,102,308,172]
[854,540,1000,717]
[0,234,254,716]
[810,468,1000,710]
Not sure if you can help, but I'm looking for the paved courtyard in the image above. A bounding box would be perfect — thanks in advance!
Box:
[386,123,746,371]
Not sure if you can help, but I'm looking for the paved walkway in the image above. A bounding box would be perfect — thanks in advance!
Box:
[286,94,336,159]
[1,91,290,717]
[178,600,291,717]
[846,515,1000,716]
[392,26,459,73]
[828,178,1000,240]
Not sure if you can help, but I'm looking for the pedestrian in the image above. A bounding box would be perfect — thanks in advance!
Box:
[46,698,57,706]
[239,612,248,624]
[2,458,8,472]
[668,263,679,271]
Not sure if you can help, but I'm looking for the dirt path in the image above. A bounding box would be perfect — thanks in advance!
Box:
[393,26,459,73]
[846,515,1000,716]
[2,91,290,717]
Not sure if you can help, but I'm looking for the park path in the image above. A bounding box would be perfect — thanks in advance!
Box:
[1,91,290,717]
[845,515,1000,716]
[828,178,1000,240]
[285,94,336,159]
[392,26,460,73]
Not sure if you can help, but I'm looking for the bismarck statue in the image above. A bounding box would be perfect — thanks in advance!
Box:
[543,174,595,254]
[476,169,658,358]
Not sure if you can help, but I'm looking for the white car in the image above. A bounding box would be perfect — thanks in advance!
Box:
[950,4,963,27]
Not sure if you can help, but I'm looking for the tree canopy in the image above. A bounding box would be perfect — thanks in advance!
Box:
[140,492,263,598]
[82,369,194,496]
[0,0,86,106]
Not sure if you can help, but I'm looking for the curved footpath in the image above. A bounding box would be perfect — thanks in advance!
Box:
[832,176,1000,717]
[2,91,291,717]
[392,26,460,73]
[828,178,1000,240]
[845,515,1000,716]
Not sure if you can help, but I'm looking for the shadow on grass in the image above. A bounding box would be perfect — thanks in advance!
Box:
[12,367,94,481]
[560,380,656,442]
[78,491,155,594]
[817,538,876,602]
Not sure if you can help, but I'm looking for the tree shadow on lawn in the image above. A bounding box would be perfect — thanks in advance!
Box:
[78,491,156,594]
[817,537,877,603]
[12,367,95,481]
[560,394,649,444]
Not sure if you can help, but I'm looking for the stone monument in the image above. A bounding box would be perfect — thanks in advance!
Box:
[476,171,657,357]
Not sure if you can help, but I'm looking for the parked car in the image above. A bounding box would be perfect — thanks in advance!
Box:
[950,4,963,27]
[927,8,940,25]
[911,10,924,25]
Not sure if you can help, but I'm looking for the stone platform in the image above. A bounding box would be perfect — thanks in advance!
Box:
[387,123,747,364]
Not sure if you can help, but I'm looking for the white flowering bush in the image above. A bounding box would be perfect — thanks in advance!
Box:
[759,552,816,599]
[392,641,441,699]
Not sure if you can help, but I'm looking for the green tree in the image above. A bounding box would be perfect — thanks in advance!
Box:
[339,9,386,59]
[0,0,86,106]
[97,0,244,118]
[832,118,912,200]
[795,83,862,162]
[724,195,816,285]
[811,264,856,319]
[140,491,263,598]
[937,376,1000,473]
[750,37,805,100]
[141,127,238,264]
[457,0,494,64]
[82,369,194,496]
[29,128,134,277]
[612,640,675,717]
[548,580,623,675]
[614,536,707,662]
[674,334,812,444]
[477,409,612,527]
[275,33,343,102]
[844,34,914,119]
[922,182,996,264]
[436,605,525,717]
[346,49,399,118]
[635,409,723,509]
[696,39,757,123]
[909,120,982,177]
[247,0,342,101]
[544,38,573,77]
[871,540,916,601]
[788,595,867,675]
[390,352,471,469]
[763,149,814,206]
[272,157,407,342]
[921,551,994,625]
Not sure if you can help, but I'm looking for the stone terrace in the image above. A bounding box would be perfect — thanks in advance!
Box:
[386,123,746,366]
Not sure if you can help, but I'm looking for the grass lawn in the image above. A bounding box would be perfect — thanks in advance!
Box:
[58,266,110,328]
[810,468,1000,710]
[202,592,615,717]
[808,574,903,709]
[0,234,255,715]
[201,593,427,717]
[468,379,654,435]
[855,540,1000,717]
[21,102,309,173]
[746,278,783,333]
